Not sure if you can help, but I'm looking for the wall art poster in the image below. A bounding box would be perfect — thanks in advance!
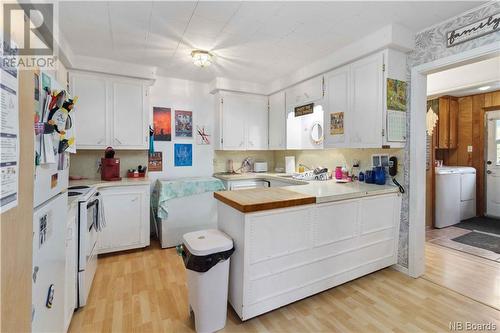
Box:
[330,112,344,135]
[148,151,163,172]
[175,110,193,137]
[174,144,192,167]
[153,107,171,141]
[196,125,210,145]
[387,78,408,111]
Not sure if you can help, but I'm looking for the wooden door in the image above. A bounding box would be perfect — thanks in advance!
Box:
[449,97,458,149]
[438,97,450,148]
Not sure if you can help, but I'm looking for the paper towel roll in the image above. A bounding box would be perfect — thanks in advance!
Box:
[285,156,296,175]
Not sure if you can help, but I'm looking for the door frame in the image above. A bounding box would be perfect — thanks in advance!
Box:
[485,110,500,218]
[408,42,500,278]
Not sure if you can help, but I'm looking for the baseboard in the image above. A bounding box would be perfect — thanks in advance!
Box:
[391,263,410,275]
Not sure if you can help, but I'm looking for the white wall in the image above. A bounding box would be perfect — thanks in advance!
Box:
[148,76,214,180]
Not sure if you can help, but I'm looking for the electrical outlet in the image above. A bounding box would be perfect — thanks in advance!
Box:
[467,145,473,153]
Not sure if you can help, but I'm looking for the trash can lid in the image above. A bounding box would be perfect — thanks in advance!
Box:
[182,229,233,256]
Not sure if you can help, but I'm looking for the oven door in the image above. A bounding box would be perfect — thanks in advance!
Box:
[78,197,99,271]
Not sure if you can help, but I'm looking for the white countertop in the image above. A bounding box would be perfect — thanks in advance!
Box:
[69,177,152,189]
[213,172,399,204]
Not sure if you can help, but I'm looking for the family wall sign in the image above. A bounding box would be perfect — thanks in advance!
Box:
[447,12,500,47]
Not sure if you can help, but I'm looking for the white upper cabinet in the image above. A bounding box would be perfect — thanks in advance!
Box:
[285,76,324,107]
[71,71,150,150]
[71,73,108,147]
[268,91,286,150]
[215,92,268,150]
[349,52,384,148]
[112,81,148,149]
[324,65,349,148]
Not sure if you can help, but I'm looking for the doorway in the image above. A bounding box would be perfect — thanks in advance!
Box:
[414,53,500,310]
[486,110,500,218]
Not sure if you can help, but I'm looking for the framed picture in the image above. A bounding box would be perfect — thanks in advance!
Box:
[174,144,192,167]
[148,152,163,172]
[330,112,344,135]
[175,110,193,137]
[153,107,171,141]
[387,79,408,112]
[196,125,210,145]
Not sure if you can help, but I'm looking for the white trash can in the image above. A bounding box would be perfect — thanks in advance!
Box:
[179,229,234,333]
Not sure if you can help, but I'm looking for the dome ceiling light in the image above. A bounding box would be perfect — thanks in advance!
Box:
[191,50,213,68]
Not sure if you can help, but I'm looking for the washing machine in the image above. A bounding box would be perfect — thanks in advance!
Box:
[435,166,476,228]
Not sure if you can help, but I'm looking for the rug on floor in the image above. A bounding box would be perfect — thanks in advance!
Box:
[452,231,500,254]
[455,216,500,235]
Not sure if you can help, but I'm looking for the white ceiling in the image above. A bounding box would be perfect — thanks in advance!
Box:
[59,1,484,83]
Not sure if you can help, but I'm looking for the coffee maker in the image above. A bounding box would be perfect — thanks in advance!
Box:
[101,147,121,181]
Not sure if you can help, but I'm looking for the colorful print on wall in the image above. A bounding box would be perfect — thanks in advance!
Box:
[386,79,408,112]
[175,110,193,137]
[153,107,171,141]
[196,125,211,145]
[330,112,344,135]
[148,151,163,172]
[174,144,192,167]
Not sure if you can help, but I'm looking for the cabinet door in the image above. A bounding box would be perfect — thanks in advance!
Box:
[221,93,247,150]
[98,186,148,252]
[71,73,108,148]
[246,95,268,150]
[449,98,458,149]
[269,92,286,149]
[285,76,323,107]
[438,97,450,148]
[112,81,148,149]
[324,65,349,148]
[350,53,383,147]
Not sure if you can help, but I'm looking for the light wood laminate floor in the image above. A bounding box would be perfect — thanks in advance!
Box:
[69,240,500,333]
[424,243,500,310]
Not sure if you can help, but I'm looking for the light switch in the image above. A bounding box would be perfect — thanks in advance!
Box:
[467,145,473,153]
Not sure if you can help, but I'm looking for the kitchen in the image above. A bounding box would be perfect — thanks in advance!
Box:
[1,1,499,332]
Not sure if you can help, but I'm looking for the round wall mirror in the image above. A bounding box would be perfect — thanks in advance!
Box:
[310,122,323,144]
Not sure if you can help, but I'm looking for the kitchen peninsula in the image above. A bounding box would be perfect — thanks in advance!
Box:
[214,179,401,320]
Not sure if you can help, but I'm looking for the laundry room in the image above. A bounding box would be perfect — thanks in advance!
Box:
[424,55,500,309]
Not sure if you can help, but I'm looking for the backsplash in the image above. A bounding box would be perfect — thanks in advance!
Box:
[69,150,148,179]
[214,148,404,182]
[214,151,275,173]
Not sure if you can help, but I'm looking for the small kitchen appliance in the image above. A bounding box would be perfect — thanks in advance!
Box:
[100,147,121,181]
[254,162,268,173]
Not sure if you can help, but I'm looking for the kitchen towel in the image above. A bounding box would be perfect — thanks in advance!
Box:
[152,177,225,219]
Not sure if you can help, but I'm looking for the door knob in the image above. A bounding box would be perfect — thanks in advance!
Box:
[486,170,492,174]
[487,160,492,165]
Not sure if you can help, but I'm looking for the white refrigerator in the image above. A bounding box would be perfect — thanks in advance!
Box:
[32,71,69,332]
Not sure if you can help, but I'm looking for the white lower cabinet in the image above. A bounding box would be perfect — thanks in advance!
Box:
[98,185,150,254]
[218,192,401,320]
[64,204,78,332]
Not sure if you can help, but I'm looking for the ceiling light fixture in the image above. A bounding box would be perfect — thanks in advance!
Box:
[191,50,212,68]
[478,85,491,91]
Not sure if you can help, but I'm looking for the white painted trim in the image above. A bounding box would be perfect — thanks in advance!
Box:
[408,42,500,278]
[391,263,409,275]
[209,77,267,95]
[70,55,157,80]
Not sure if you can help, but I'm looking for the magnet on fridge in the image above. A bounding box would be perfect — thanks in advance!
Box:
[45,284,54,308]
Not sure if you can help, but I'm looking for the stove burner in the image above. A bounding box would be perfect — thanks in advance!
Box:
[68,191,82,197]
[69,186,90,190]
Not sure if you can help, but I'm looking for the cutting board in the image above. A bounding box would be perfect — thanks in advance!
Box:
[214,188,316,213]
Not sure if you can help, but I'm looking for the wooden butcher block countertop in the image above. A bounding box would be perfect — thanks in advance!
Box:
[214,188,316,213]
